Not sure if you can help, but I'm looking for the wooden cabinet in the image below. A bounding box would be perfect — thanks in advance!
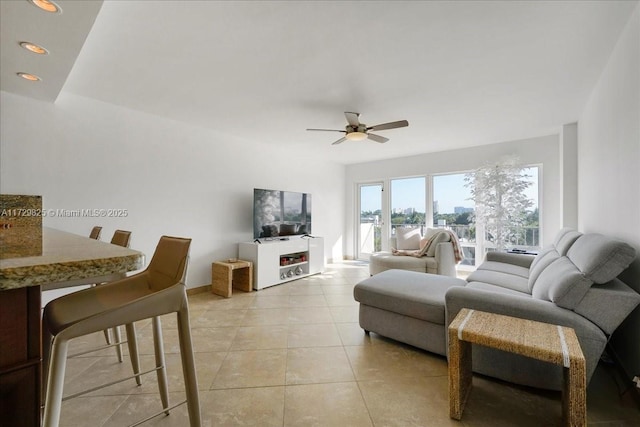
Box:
[0,287,41,427]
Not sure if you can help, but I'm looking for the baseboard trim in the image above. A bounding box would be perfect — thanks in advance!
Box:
[186,284,210,296]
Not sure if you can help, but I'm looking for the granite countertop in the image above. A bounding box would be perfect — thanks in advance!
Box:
[0,227,144,290]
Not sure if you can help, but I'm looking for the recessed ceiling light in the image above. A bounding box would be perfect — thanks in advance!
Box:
[17,72,42,82]
[28,0,62,14]
[19,41,49,55]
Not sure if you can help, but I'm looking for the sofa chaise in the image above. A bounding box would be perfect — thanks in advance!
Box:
[354,228,640,390]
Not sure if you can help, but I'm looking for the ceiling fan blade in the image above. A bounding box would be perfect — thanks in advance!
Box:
[307,128,346,133]
[344,112,361,127]
[367,120,409,131]
[332,137,348,145]
[367,133,389,144]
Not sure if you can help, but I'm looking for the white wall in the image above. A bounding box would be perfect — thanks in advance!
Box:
[0,91,345,288]
[344,134,562,259]
[578,4,640,380]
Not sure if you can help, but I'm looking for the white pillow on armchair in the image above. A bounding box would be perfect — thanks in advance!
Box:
[395,227,422,250]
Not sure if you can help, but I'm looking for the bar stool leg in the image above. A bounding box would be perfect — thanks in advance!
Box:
[152,316,170,415]
[125,323,142,386]
[113,326,124,362]
[103,328,112,345]
[42,337,70,427]
[178,305,202,427]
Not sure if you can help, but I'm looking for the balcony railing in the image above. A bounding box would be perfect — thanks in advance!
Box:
[362,220,540,263]
[437,224,540,249]
[387,223,540,266]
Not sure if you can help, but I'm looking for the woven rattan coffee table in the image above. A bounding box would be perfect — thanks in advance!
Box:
[211,260,253,298]
[448,308,586,426]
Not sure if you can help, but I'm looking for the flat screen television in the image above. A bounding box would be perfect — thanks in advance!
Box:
[253,188,311,239]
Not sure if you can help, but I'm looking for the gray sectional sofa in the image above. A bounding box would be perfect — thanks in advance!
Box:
[354,228,640,390]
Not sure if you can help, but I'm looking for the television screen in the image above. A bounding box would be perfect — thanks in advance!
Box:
[253,189,311,239]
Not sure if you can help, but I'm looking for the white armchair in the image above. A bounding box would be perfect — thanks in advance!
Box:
[369,228,458,277]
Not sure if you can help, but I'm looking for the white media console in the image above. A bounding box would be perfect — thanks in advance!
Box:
[238,236,324,290]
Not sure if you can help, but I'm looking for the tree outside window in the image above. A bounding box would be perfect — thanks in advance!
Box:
[465,155,534,251]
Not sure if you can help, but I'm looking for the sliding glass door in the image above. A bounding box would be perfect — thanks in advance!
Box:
[358,183,385,260]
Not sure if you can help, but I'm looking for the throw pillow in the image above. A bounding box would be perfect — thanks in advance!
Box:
[424,228,441,239]
[396,227,422,250]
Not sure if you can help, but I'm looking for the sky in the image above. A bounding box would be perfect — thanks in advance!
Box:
[361,168,539,214]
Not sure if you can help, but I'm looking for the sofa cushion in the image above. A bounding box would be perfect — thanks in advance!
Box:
[485,251,535,268]
[424,228,440,239]
[553,229,583,256]
[531,257,592,309]
[466,281,532,298]
[396,227,422,250]
[369,251,436,275]
[465,267,530,293]
[527,249,560,292]
[567,234,636,284]
[529,246,557,271]
[552,227,574,246]
[354,269,466,324]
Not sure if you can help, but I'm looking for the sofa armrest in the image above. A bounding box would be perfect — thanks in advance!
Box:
[485,251,534,268]
[435,242,456,277]
[389,237,397,250]
[444,286,609,389]
[444,286,605,341]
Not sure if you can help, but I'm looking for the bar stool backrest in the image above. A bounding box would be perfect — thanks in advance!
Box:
[110,230,131,248]
[89,226,102,240]
[147,236,191,292]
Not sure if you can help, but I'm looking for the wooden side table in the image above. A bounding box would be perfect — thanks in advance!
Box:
[448,308,586,426]
[211,260,253,298]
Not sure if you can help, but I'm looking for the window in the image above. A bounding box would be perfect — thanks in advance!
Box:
[358,183,384,257]
[433,173,476,265]
[390,177,426,236]
[355,166,540,267]
[433,167,540,266]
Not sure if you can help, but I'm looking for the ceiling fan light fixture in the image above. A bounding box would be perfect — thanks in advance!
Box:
[20,41,49,55]
[28,0,62,14]
[345,131,367,141]
[17,72,41,81]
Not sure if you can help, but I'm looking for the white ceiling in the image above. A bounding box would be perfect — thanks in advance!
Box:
[1,0,637,164]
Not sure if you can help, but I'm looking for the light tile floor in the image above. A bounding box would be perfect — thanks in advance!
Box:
[58,262,640,426]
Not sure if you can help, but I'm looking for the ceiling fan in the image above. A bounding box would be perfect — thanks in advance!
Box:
[307,112,409,145]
